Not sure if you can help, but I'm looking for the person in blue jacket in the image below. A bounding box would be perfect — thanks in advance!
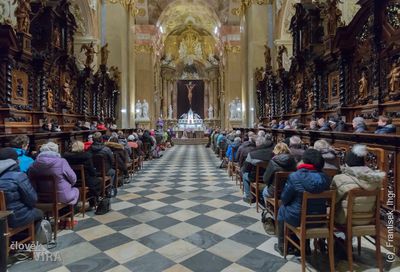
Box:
[226,137,241,162]
[0,148,43,230]
[275,148,330,255]
[9,135,34,173]
[375,115,396,134]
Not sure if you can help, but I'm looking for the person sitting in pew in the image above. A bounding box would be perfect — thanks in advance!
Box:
[28,142,79,205]
[9,135,34,173]
[275,149,330,255]
[270,119,279,129]
[262,142,297,234]
[288,136,305,163]
[241,136,275,203]
[0,148,43,231]
[88,132,116,196]
[236,132,257,168]
[312,139,339,170]
[352,117,367,133]
[105,136,130,182]
[64,141,101,209]
[331,144,385,225]
[318,117,331,131]
[375,115,396,134]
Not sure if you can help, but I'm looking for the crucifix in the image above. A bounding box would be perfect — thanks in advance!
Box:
[186,81,196,106]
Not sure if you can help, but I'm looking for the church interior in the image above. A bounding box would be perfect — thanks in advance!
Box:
[0,0,400,271]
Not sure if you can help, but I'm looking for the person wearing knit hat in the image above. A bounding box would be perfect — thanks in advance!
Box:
[0,147,18,161]
[0,148,43,229]
[331,144,385,225]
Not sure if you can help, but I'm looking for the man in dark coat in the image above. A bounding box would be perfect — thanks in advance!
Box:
[88,132,116,195]
[288,136,305,163]
[275,149,330,255]
[241,137,275,202]
[236,132,256,167]
[0,148,43,229]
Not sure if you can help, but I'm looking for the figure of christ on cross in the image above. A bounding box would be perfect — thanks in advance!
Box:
[186,81,196,106]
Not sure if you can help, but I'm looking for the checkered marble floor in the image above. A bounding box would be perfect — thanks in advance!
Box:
[8,145,400,272]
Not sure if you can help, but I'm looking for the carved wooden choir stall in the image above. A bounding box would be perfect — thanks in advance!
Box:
[0,0,120,134]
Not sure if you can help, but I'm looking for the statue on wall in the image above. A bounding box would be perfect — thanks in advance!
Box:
[100,43,109,66]
[264,44,272,70]
[307,90,314,111]
[388,62,400,95]
[110,66,121,86]
[135,100,142,119]
[80,42,97,69]
[208,105,214,119]
[254,67,265,82]
[229,101,236,120]
[358,71,368,99]
[63,79,74,110]
[14,0,31,33]
[277,45,288,70]
[142,99,149,119]
[168,104,173,119]
[324,0,343,36]
[235,97,242,119]
[185,81,196,106]
[291,79,303,112]
[47,88,54,111]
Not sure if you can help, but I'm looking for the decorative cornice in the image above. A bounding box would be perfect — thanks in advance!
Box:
[231,0,272,16]
[225,45,241,54]
[107,0,145,17]
[134,44,153,54]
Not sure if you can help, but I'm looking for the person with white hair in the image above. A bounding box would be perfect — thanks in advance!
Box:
[352,116,367,133]
[241,136,275,203]
[313,139,339,169]
[28,142,79,205]
[288,135,305,162]
[226,137,242,176]
[257,130,266,138]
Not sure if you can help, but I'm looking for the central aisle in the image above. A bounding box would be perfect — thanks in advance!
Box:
[11,145,299,272]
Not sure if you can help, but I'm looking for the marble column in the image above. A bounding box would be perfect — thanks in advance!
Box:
[204,79,209,118]
[173,80,177,119]
[162,77,168,118]
[167,80,172,116]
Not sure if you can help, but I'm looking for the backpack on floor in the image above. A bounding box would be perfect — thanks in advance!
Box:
[95,197,111,215]
[36,219,56,248]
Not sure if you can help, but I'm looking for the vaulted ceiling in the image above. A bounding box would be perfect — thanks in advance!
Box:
[135,0,240,27]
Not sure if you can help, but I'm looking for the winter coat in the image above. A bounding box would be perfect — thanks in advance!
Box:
[331,166,384,225]
[63,151,101,197]
[28,151,79,205]
[289,145,305,163]
[88,142,114,172]
[226,142,241,162]
[263,153,297,186]
[334,121,346,132]
[13,148,34,173]
[319,148,339,170]
[354,123,367,133]
[237,141,256,167]
[241,141,275,180]
[375,124,396,134]
[278,168,331,227]
[105,142,129,175]
[271,124,279,129]
[319,122,331,131]
[0,159,38,228]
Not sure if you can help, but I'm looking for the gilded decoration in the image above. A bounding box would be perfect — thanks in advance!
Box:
[135,44,153,53]
[225,44,241,53]
[231,0,271,16]
[11,70,28,105]
[107,0,141,17]
[163,25,216,65]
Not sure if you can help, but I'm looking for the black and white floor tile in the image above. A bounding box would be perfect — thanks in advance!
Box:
[8,145,400,272]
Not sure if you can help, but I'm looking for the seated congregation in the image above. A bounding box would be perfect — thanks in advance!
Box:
[0,128,173,261]
[210,126,394,271]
